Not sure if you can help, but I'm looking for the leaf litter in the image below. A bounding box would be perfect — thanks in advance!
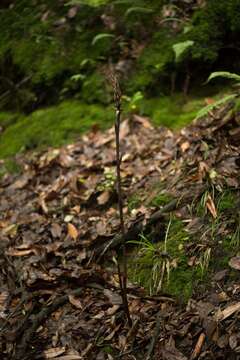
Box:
[0,101,240,359]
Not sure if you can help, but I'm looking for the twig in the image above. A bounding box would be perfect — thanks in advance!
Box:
[110,71,132,327]
[96,198,179,257]
[95,185,207,257]
[190,332,206,360]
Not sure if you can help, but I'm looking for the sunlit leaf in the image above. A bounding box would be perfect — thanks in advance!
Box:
[207,71,240,83]
[173,40,194,62]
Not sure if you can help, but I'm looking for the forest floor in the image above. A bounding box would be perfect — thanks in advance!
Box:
[0,99,240,359]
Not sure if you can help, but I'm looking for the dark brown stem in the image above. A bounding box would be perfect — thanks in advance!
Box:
[108,69,132,327]
[114,101,132,327]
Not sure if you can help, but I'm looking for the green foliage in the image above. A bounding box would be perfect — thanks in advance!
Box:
[124,6,153,17]
[140,95,204,128]
[0,112,20,129]
[128,217,196,300]
[150,192,173,208]
[97,167,116,192]
[127,192,142,212]
[173,40,194,63]
[0,158,21,179]
[217,190,236,212]
[122,91,144,112]
[0,101,113,158]
[81,72,110,104]
[67,0,109,6]
[195,94,237,120]
[91,33,115,46]
[207,71,240,83]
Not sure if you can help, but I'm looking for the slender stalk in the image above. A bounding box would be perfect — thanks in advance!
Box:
[110,71,132,326]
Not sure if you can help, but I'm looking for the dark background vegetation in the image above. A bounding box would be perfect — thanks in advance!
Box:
[0,0,240,157]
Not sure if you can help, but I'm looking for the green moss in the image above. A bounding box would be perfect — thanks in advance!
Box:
[0,101,113,158]
[0,112,20,128]
[165,266,204,303]
[127,193,142,212]
[125,30,175,94]
[128,217,198,300]
[139,95,204,128]
[0,159,21,178]
[217,191,236,212]
[81,72,110,104]
[150,192,173,208]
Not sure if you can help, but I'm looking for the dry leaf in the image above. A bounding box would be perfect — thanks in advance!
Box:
[51,223,62,238]
[103,289,122,305]
[104,324,121,341]
[67,223,78,240]
[97,191,110,205]
[215,302,240,321]
[44,347,65,359]
[6,248,34,257]
[229,257,240,270]
[180,141,190,152]
[68,295,83,309]
[206,194,217,218]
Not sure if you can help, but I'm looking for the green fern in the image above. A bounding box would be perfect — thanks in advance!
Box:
[207,71,240,83]
[195,94,237,120]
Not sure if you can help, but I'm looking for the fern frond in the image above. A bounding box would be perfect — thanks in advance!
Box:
[207,71,240,83]
[195,94,237,120]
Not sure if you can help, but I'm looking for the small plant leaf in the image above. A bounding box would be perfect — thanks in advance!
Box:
[125,7,153,17]
[173,40,194,62]
[207,71,240,83]
[66,0,109,7]
[91,33,114,45]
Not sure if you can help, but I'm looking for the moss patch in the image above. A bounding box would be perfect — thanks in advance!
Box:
[0,100,113,158]
[139,95,205,129]
[127,217,204,301]
[149,191,173,208]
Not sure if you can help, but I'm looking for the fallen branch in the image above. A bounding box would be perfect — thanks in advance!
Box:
[96,198,178,258]
[14,288,83,359]
[96,186,206,258]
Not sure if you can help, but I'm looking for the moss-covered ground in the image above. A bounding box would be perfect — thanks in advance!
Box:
[0,89,230,160]
[126,188,240,303]
[0,101,113,158]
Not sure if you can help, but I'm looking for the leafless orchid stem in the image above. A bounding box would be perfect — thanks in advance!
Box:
[110,71,132,327]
